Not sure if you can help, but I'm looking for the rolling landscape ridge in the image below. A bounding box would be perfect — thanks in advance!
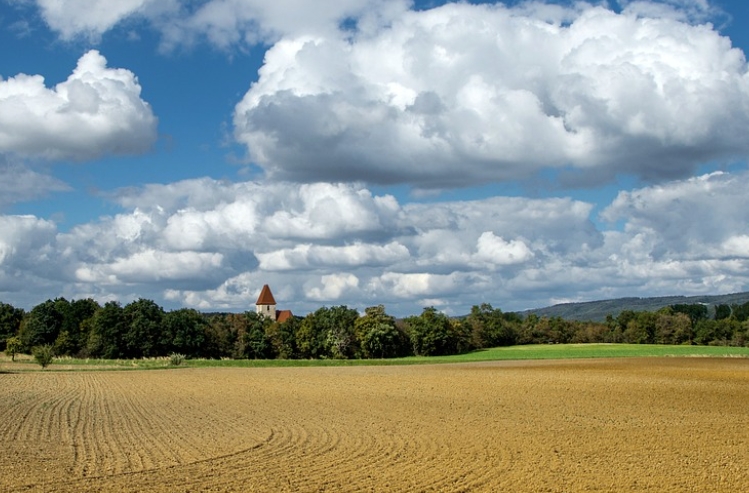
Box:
[523,291,749,322]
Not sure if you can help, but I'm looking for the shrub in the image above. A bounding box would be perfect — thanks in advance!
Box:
[32,344,55,369]
[169,353,186,366]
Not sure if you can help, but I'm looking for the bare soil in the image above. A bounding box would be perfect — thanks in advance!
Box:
[2,358,748,492]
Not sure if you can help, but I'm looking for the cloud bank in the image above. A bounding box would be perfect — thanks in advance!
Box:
[1,171,747,315]
[234,3,749,187]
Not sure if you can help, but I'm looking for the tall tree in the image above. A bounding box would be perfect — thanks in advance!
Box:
[123,299,165,358]
[354,305,406,359]
[466,303,517,348]
[163,308,207,358]
[0,302,24,351]
[87,301,127,359]
[406,307,467,356]
[19,299,66,351]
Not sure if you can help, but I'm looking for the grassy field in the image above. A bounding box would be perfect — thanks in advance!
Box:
[3,343,749,371]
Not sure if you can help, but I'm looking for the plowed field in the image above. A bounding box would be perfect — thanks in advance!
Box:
[2,358,749,492]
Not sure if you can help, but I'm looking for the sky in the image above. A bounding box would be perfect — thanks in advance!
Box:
[1,0,749,317]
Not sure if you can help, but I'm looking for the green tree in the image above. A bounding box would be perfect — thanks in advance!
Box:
[265,316,300,359]
[18,298,98,356]
[295,306,360,359]
[5,336,22,361]
[87,301,127,359]
[714,304,732,321]
[405,307,466,356]
[204,315,238,359]
[466,303,517,348]
[670,304,708,328]
[654,311,692,345]
[123,299,166,358]
[53,330,75,357]
[354,305,406,359]
[731,301,749,322]
[64,298,100,355]
[0,302,24,351]
[296,314,326,359]
[19,299,66,351]
[163,308,207,358]
[235,311,271,359]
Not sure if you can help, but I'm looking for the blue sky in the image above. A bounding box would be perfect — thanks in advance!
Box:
[1,0,749,316]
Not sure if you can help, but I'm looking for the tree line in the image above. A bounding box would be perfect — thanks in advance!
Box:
[2,298,749,361]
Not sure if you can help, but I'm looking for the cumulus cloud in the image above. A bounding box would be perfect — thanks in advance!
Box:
[601,172,749,259]
[233,2,749,187]
[0,50,157,161]
[306,273,360,301]
[1,171,748,314]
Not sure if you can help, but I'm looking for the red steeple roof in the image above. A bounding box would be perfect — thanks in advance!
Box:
[256,284,276,305]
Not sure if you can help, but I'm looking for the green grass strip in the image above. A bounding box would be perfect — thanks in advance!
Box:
[8,344,746,370]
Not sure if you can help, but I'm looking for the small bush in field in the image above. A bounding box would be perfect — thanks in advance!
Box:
[169,353,186,366]
[32,345,55,369]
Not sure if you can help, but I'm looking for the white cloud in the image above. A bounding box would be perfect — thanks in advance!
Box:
[0,159,70,207]
[0,215,56,267]
[474,232,534,267]
[306,273,360,301]
[75,249,224,284]
[257,241,409,271]
[601,172,749,259]
[234,2,749,187]
[33,0,172,41]
[0,50,157,161]
[1,171,749,314]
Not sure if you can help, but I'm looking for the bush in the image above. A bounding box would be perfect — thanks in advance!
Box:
[32,344,55,368]
[169,353,186,366]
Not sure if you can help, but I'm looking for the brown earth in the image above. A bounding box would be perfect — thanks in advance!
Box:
[1,358,748,492]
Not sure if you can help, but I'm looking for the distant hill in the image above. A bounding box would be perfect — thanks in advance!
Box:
[522,292,749,322]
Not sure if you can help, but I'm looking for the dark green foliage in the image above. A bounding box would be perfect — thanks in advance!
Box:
[4,292,749,363]
[355,305,408,358]
[732,301,749,322]
[714,304,732,321]
[17,298,99,356]
[297,306,359,359]
[405,307,468,356]
[163,308,207,358]
[53,330,75,356]
[63,298,100,355]
[239,311,273,359]
[123,299,165,358]
[203,315,239,359]
[296,314,326,359]
[87,301,127,359]
[19,299,65,351]
[32,344,54,368]
[0,302,24,351]
[670,304,708,327]
[467,303,518,347]
[265,316,300,359]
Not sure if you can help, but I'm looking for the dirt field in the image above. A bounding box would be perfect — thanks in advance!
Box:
[2,358,748,492]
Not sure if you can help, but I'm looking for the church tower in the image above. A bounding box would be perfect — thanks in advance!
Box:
[255,284,277,321]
